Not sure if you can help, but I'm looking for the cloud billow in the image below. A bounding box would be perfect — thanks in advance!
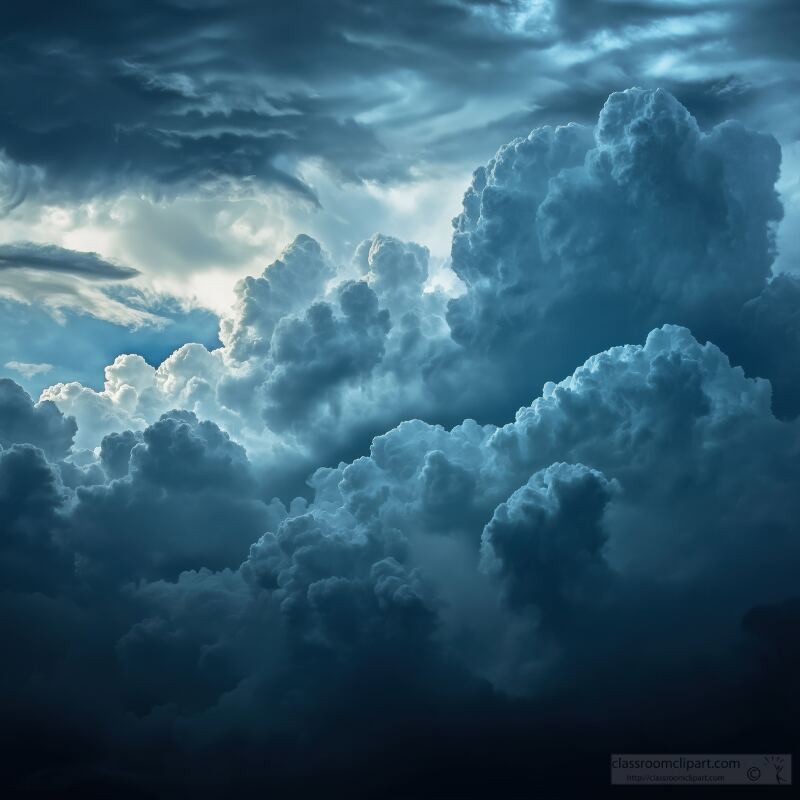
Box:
[448,87,794,417]
[3,323,799,795]
[1,88,799,795]
[45,88,800,462]
[0,378,76,459]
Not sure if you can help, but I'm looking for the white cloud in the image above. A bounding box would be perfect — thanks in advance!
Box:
[4,360,53,378]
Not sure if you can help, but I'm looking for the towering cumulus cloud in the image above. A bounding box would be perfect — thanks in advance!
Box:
[43,88,800,468]
[2,89,799,796]
[448,87,796,418]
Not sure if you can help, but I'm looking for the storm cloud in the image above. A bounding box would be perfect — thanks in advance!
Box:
[1,1,799,211]
[0,378,76,459]
[45,89,800,466]
[1,85,799,796]
[3,0,799,354]
[2,323,799,795]
[0,0,545,206]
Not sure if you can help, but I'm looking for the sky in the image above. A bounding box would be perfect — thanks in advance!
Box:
[1,1,799,797]
[1,0,799,387]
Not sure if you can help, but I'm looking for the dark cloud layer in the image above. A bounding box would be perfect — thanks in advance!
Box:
[2,87,799,796]
[2,1,799,211]
[2,324,799,796]
[0,242,139,280]
[0,0,540,205]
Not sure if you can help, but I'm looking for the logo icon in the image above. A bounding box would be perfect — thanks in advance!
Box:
[765,755,787,785]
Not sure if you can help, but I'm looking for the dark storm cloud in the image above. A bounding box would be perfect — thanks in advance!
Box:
[481,462,615,618]
[445,87,799,419]
[0,0,548,204]
[2,323,799,795]
[220,88,798,455]
[2,86,800,797]
[98,429,143,479]
[4,0,796,210]
[70,410,284,582]
[0,377,76,458]
[0,242,139,280]
[49,88,800,488]
[260,280,391,430]
[0,443,74,594]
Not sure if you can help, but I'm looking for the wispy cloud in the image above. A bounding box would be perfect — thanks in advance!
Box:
[4,359,52,378]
